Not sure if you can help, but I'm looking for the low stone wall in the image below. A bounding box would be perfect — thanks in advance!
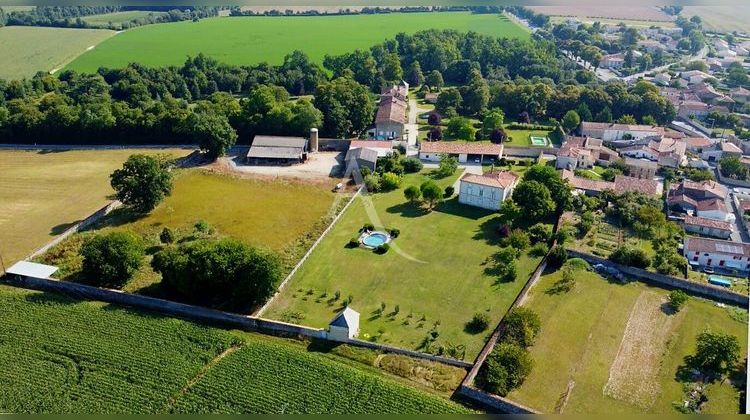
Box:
[457,385,539,414]
[566,249,749,306]
[346,338,472,369]
[717,165,750,188]
[26,201,122,261]
[503,146,557,158]
[318,139,351,152]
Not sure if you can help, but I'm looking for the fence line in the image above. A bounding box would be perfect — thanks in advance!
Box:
[0,274,470,369]
[255,187,362,317]
[26,201,122,261]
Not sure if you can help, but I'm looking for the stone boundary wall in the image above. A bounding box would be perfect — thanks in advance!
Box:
[318,139,351,152]
[566,249,749,306]
[456,384,538,414]
[0,144,196,150]
[1,274,472,369]
[503,146,558,158]
[255,187,362,316]
[25,201,122,261]
[717,164,750,188]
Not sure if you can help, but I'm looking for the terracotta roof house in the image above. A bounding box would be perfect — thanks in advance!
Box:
[620,137,687,168]
[731,86,750,103]
[683,237,750,274]
[556,136,619,170]
[418,142,503,164]
[668,180,730,221]
[613,175,663,196]
[458,171,519,210]
[678,100,710,119]
[683,215,733,239]
[560,169,614,195]
[580,122,664,141]
[685,137,715,153]
[374,95,407,140]
[623,157,658,179]
[701,141,744,162]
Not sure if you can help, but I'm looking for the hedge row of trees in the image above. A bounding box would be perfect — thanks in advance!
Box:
[0,6,221,29]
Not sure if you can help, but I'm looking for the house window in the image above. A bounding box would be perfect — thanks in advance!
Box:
[479,189,483,197]
[693,256,698,262]
[719,260,725,267]
[707,259,712,266]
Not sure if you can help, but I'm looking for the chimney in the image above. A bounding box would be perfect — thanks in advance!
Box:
[309,128,319,153]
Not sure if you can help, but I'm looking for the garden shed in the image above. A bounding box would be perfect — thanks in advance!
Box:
[328,307,360,341]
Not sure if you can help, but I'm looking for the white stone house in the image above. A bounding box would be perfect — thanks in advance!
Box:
[458,171,519,211]
[328,307,360,341]
[684,237,750,273]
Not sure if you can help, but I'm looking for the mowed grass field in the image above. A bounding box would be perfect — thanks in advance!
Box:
[682,6,750,33]
[0,26,115,80]
[0,285,469,413]
[36,169,339,293]
[265,171,542,359]
[507,268,748,414]
[0,149,188,268]
[80,11,167,28]
[65,12,529,72]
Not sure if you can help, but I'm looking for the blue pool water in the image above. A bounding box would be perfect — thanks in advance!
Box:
[362,232,388,248]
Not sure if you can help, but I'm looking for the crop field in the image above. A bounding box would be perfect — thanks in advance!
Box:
[0,26,115,80]
[36,169,338,292]
[0,285,469,413]
[528,6,672,22]
[0,148,188,268]
[265,171,542,359]
[81,11,167,28]
[507,268,748,414]
[682,6,750,33]
[65,12,529,72]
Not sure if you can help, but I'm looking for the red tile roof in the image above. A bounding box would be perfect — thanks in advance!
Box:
[350,140,393,150]
[460,171,519,189]
[613,175,662,196]
[684,236,750,256]
[684,215,732,231]
[375,96,406,124]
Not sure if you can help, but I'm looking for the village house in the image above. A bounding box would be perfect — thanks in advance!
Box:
[458,171,519,211]
[555,136,619,170]
[623,157,658,179]
[680,70,713,85]
[374,95,407,140]
[637,39,666,53]
[731,87,750,103]
[653,72,672,85]
[619,137,687,168]
[683,215,733,239]
[580,122,664,141]
[560,170,662,197]
[668,179,730,220]
[678,100,710,119]
[348,140,393,158]
[701,141,744,162]
[683,237,750,274]
[344,147,378,175]
[599,53,625,69]
[685,137,716,154]
[418,142,503,164]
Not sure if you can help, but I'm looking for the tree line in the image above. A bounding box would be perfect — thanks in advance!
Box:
[0,29,675,150]
[0,6,221,29]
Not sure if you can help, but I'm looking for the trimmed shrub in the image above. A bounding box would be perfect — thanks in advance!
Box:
[80,231,144,289]
[477,342,533,396]
[528,242,548,257]
[547,246,568,269]
[347,237,360,248]
[388,228,400,238]
[374,243,390,254]
[427,112,442,125]
[402,157,423,173]
[362,223,374,232]
[444,186,455,198]
[159,227,175,244]
[381,172,402,191]
[668,290,689,312]
[466,312,492,333]
[609,245,651,269]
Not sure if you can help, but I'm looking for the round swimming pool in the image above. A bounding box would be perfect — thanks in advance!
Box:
[361,231,390,248]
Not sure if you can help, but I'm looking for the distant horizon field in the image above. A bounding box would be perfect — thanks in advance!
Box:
[65,12,529,73]
[81,10,167,28]
[0,26,115,80]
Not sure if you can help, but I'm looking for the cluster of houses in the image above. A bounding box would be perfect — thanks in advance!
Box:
[595,24,684,70]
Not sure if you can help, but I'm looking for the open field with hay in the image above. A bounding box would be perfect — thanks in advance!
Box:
[682,7,750,33]
[0,26,115,80]
[265,170,542,360]
[507,267,747,414]
[0,284,469,413]
[65,12,529,72]
[0,148,188,268]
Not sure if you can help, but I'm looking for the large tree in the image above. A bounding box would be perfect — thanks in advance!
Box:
[80,231,144,288]
[512,180,555,222]
[314,76,375,138]
[522,165,572,214]
[110,154,173,213]
[691,332,741,375]
[477,342,533,396]
[185,110,237,160]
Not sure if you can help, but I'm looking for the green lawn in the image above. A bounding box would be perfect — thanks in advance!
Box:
[507,268,748,414]
[81,11,167,28]
[0,26,115,79]
[265,171,542,359]
[37,169,338,293]
[65,12,529,72]
[0,284,469,413]
[504,127,554,147]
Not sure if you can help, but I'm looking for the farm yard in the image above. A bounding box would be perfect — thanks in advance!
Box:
[264,170,543,359]
[65,12,529,72]
[507,268,748,414]
[0,148,188,268]
[0,26,115,80]
[0,285,469,413]
[36,169,339,293]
